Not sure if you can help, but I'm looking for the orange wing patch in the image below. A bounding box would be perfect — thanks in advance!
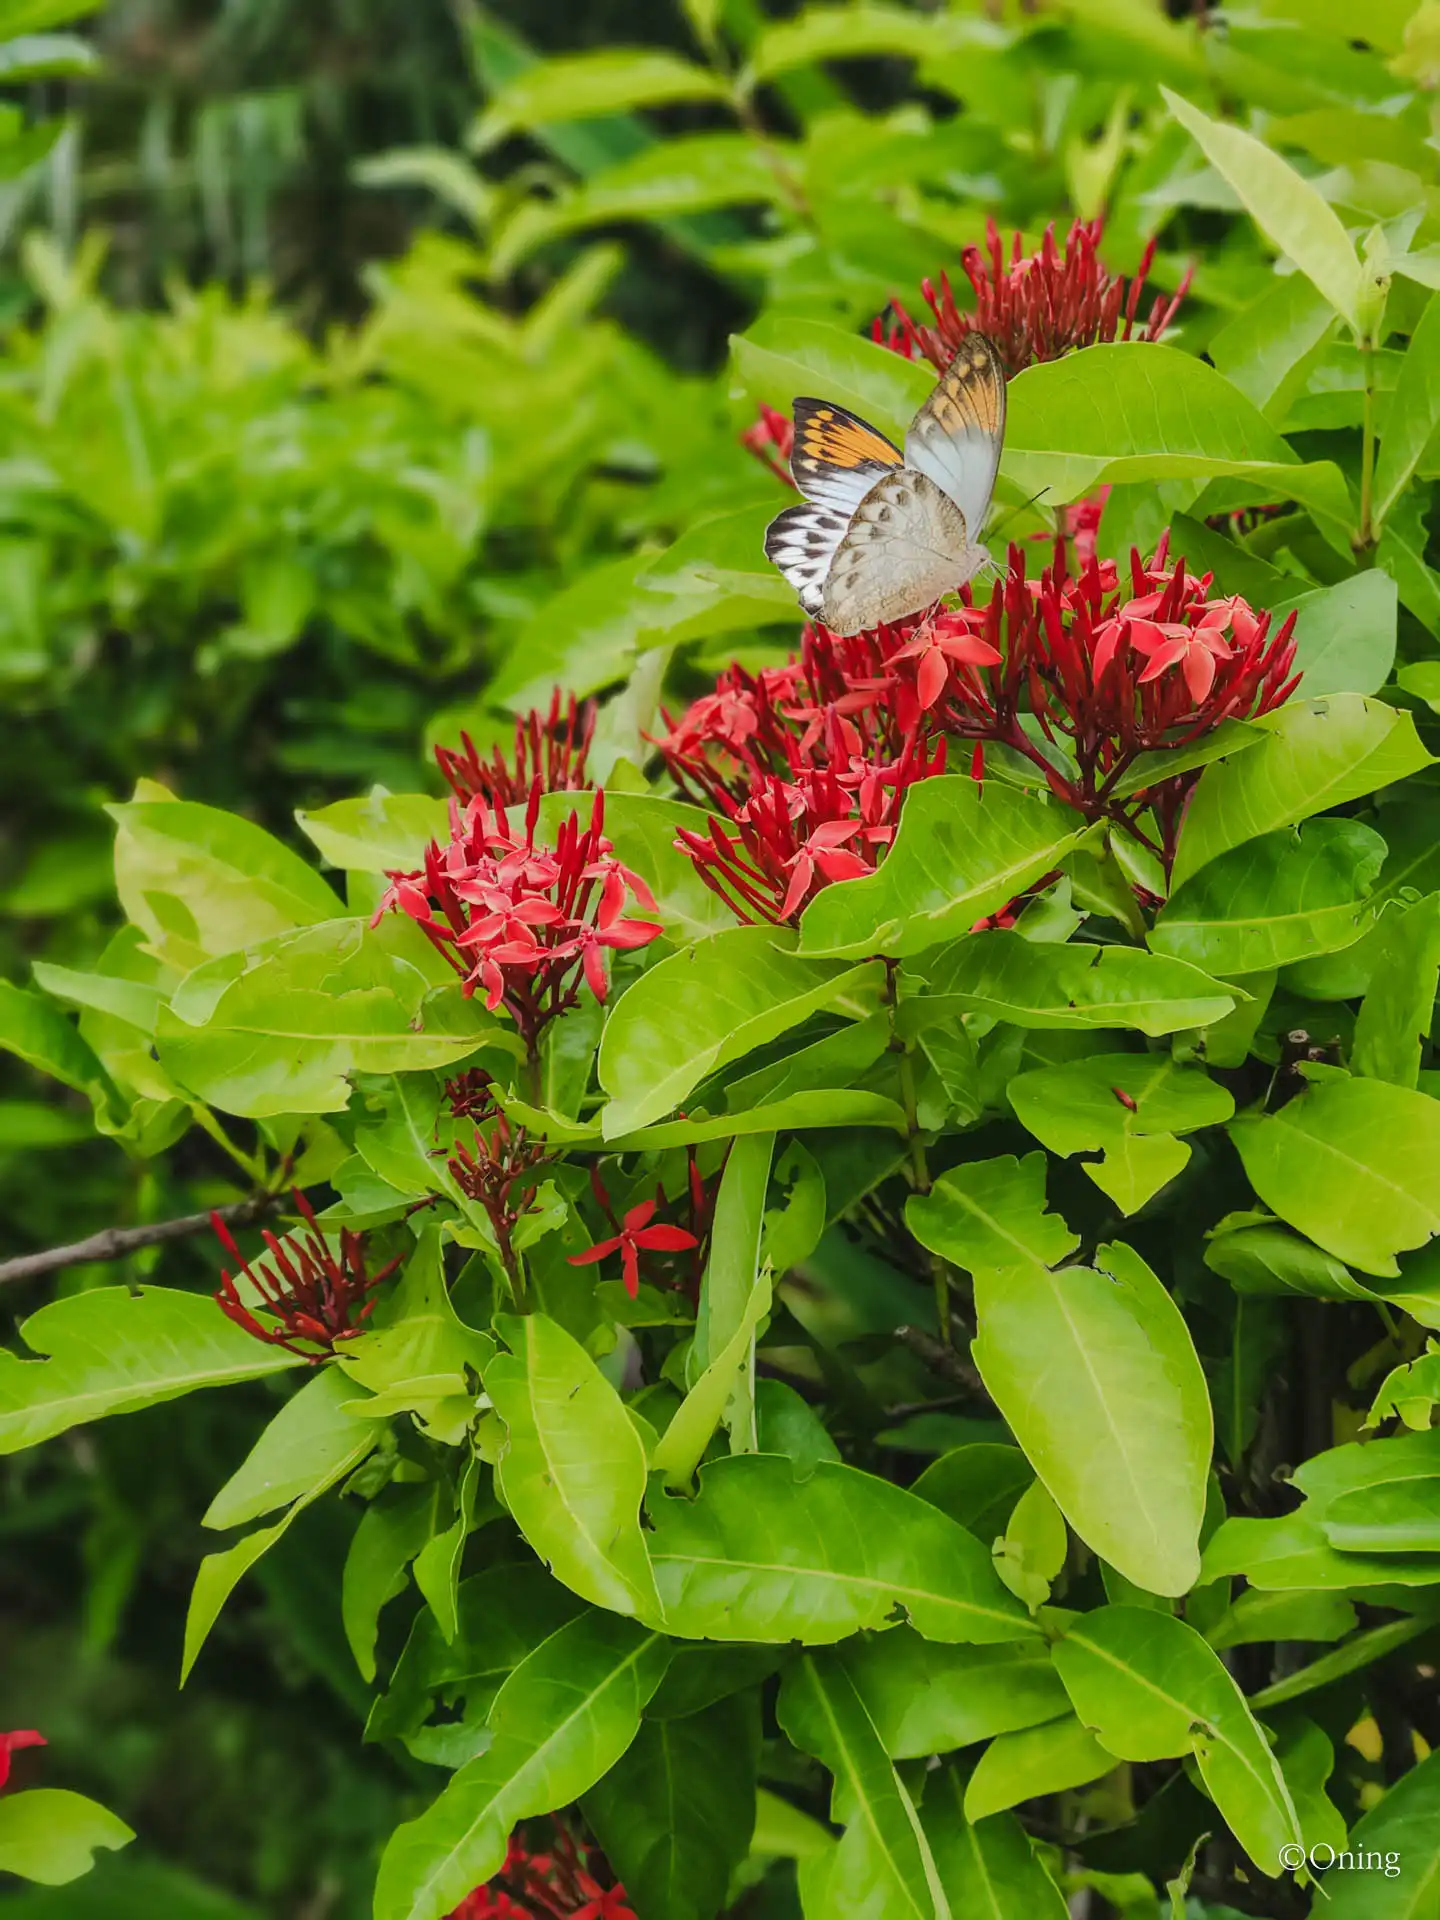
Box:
[796,404,904,471]
[927,333,1006,441]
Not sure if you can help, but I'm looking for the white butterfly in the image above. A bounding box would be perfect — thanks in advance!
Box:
[763,330,1007,636]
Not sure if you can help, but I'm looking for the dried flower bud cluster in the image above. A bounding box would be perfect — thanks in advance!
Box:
[213,1192,399,1359]
[374,785,662,1049]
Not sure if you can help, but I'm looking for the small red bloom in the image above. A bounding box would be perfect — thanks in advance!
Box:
[0,1731,45,1791]
[569,1198,698,1300]
[447,1824,635,1920]
[213,1193,400,1361]
[436,691,595,809]
[888,615,1002,711]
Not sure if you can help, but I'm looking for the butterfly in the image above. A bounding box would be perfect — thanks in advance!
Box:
[763,330,1007,636]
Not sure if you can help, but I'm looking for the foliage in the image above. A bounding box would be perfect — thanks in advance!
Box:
[15,3,1440,1919]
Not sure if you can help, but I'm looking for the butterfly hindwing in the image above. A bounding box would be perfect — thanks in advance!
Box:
[820,467,978,636]
[902,331,1005,536]
[790,397,904,514]
[764,499,851,617]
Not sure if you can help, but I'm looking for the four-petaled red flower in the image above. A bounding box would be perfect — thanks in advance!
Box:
[888,615,1003,710]
[213,1191,400,1360]
[0,1730,45,1791]
[374,783,662,1053]
[568,1198,698,1300]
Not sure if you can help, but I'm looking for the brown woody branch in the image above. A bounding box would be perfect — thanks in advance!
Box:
[0,1195,277,1288]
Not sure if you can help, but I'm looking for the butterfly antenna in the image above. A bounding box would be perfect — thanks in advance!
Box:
[988,487,1051,540]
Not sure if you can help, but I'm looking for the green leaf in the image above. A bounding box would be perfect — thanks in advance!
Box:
[731,315,932,449]
[1322,1479,1440,1552]
[343,1484,438,1683]
[110,794,340,973]
[1153,819,1386,974]
[1203,1222,1374,1301]
[0,1790,133,1886]
[1108,719,1266,801]
[584,1693,760,1920]
[1163,87,1362,332]
[841,1629,1069,1760]
[472,48,728,150]
[413,1451,480,1643]
[1353,895,1440,1089]
[335,1230,493,1439]
[296,791,447,873]
[654,1267,773,1491]
[1007,1054,1234,1214]
[696,1131,773,1399]
[1319,1747,1440,1916]
[963,1715,1117,1822]
[911,1445,1035,1541]
[920,1763,1067,1918]
[157,917,499,1118]
[1205,1587,1357,1652]
[485,1312,659,1617]
[1230,1077,1440,1277]
[374,1611,670,1920]
[204,1366,378,1530]
[797,779,1096,962]
[0,980,115,1114]
[1170,695,1432,890]
[0,1286,300,1456]
[596,925,880,1136]
[777,1650,949,1920]
[646,1454,1034,1645]
[924,934,1236,1036]
[1370,1349,1440,1431]
[366,1562,586,1744]
[1053,1606,1302,1876]
[745,4,946,81]
[1376,291,1440,525]
[910,1161,1211,1594]
[1276,571,1398,699]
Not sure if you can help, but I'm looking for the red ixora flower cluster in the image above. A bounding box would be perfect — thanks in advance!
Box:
[744,218,1189,482]
[444,1075,555,1292]
[447,1826,635,1920]
[436,692,594,809]
[568,1164,701,1299]
[374,785,661,1051]
[664,537,1299,912]
[0,1730,45,1791]
[881,216,1190,378]
[213,1193,400,1359]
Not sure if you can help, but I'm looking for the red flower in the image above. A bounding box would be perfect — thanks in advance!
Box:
[213,1192,400,1360]
[0,1730,45,1791]
[888,615,1002,711]
[887,217,1191,377]
[447,1824,635,1920]
[741,402,795,487]
[569,1197,698,1299]
[374,785,662,1052]
[436,692,595,809]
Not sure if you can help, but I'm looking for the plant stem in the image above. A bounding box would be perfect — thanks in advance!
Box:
[1359,333,1377,549]
[0,1194,280,1287]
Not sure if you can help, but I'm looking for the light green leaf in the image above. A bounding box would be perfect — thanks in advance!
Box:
[1353,895,1440,1088]
[1053,1606,1302,1876]
[0,1286,300,1456]
[1170,695,1431,890]
[654,1267,773,1491]
[0,980,116,1115]
[1376,291,1440,525]
[1205,1587,1357,1652]
[204,1365,378,1530]
[842,1629,1069,1760]
[1276,570,1398,699]
[374,1612,670,1920]
[0,1790,133,1886]
[1007,1054,1234,1214]
[696,1131,774,1398]
[963,1715,1116,1822]
[797,779,1096,962]
[1203,1222,1375,1301]
[472,48,728,150]
[1153,818,1386,974]
[413,1451,480,1643]
[777,1650,950,1920]
[913,935,1237,1036]
[296,791,448,873]
[342,1484,439,1683]
[486,1312,659,1617]
[1230,1076,1440,1276]
[1163,87,1362,332]
[597,925,880,1136]
[921,1763,1067,1918]
[731,315,932,449]
[745,4,947,82]
[584,1693,760,1920]
[1320,1747,1440,1916]
[646,1454,1034,1645]
[335,1230,492,1438]
[910,1160,1210,1594]
[110,794,340,973]
[157,916,499,1118]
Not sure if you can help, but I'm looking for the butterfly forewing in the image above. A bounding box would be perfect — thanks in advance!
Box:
[790,397,904,513]
[820,468,978,636]
[764,500,851,617]
[902,331,1005,537]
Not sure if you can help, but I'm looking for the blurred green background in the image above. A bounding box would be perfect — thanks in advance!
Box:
[0,0,1430,1911]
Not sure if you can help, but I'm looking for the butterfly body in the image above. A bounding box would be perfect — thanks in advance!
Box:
[763,331,1006,636]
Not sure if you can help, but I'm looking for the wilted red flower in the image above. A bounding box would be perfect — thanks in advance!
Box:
[447,1825,635,1920]
[0,1731,45,1791]
[373,784,662,1052]
[568,1167,699,1299]
[447,1098,554,1295]
[436,692,595,809]
[213,1192,400,1360]
[885,217,1191,377]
